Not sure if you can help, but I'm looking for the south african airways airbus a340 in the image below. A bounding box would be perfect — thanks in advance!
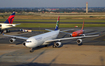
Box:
[4,16,99,52]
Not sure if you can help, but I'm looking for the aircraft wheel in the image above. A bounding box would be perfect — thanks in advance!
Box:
[45,45,48,47]
[52,45,57,48]
[6,30,10,33]
[30,50,33,52]
[30,48,33,52]
[0,30,3,34]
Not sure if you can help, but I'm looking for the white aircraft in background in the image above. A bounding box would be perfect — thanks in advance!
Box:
[4,16,99,52]
[0,12,19,33]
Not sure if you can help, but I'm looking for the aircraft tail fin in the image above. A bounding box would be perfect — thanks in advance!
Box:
[4,12,15,24]
[81,21,84,30]
[55,16,60,30]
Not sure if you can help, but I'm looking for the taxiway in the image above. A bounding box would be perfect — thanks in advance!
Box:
[0,27,105,66]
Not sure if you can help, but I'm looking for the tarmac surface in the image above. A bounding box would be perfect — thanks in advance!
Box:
[0,27,105,66]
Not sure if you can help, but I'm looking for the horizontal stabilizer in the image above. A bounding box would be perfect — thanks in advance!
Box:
[16,23,21,25]
[45,29,54,31]
[60,31,72,34]
[61,29,74,32]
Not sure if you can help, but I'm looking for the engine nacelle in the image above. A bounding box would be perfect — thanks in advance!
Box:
[82,34,85,36]
[0,24,2,27]
[53,42,61,48]
[22,42,26,46]
[69,34,72,37]
[9,38,16,43]
[76,39,82,45]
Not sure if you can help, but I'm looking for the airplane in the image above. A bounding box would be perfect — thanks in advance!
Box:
[61,21,100,37]
[3,16,99,52]
[0,12,19,33]
[67,21,85,37]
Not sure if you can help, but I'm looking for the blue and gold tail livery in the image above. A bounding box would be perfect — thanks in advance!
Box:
[55,16,60,30]
[4,12,15,24]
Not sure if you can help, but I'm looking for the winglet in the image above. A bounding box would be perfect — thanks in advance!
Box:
[81,21,84,30]
[55,16,60,30]
[4,12,15,24]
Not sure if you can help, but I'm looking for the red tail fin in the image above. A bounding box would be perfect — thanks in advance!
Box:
[4,12,15,24]
[81,21,84,30]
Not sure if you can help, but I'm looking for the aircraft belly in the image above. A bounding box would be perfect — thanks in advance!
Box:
[42,42,50,45]
[37,40,44,46]
[42,34,58,45]
[2,24,11,29]
[33,30,59,46]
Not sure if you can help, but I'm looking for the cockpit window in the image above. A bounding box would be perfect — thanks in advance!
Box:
[26,41,32,43]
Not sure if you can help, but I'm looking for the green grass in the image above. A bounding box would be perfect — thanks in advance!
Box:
[12,19,105,22]
[16,23,105,28]
[0,19,105,22]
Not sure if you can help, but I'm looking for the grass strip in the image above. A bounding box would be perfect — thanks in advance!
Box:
[16,23,105,28]
[0,19,105,22]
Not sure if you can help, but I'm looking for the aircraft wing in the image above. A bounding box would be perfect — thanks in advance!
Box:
[45,29,73,34]
[45,35,99,43]
[4,34,28,40]
[61,29,74,32]
[79,32,101,36]
[84,32,101,35]
[60,29,75,34]
[60,31,72,34]
[45,29,54,31]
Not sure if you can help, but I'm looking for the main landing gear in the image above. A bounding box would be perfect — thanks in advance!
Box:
[4,29,10,33]
[0,29,10,34]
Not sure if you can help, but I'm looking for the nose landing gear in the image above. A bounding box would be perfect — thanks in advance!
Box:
[30,48,34,52]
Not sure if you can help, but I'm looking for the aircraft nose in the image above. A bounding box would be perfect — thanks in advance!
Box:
[24,41,37,48]
[72,32,78,37]
[23,38,38,48]
[70,34,72,37]
[22,41,32,47]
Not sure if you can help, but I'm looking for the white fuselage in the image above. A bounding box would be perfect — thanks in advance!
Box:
[0,23,16,30]
[24,30,60,48]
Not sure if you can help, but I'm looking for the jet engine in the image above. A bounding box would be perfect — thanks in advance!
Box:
[23,42,26,46]
[69,34,72,37]
[9,38,16,43]
[82,34,85,36]
[76,39,82,45]
[0,24,2,27]
[53,42,61,48]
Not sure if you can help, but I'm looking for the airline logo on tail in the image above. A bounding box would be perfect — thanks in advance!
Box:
[55,16,60,30]
[4,12,15,24]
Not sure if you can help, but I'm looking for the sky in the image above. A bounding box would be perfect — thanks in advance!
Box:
[0,0,105,8]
